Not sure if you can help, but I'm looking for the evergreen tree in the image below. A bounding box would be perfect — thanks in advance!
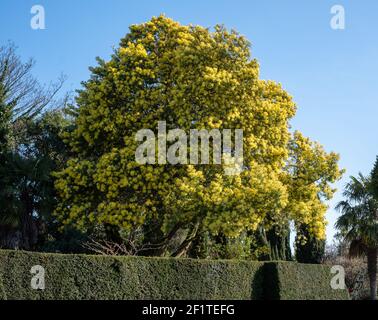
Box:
[295,224,325,263]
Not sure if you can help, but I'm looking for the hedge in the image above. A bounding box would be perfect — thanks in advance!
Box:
[263,262,350,300]
[0,249,349,300]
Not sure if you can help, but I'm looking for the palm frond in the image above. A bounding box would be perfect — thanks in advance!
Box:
[335,173,378,249]
[349,239,368,258]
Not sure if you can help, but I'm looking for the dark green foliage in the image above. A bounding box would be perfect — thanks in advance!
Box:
[0,249,349,300]
[265,226,292,261]
[0,110,71,250]
[0,43,67,250]
[371,156,378,200]
[39,227,89,254]
[0,84,11,153]
[336,173,378,300]
[252,225,292,261]
[188,232,254,260]
[295,224,325,264]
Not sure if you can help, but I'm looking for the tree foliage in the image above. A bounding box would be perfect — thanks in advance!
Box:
[0,43,67,249]
[336,173,378,300]
[54,16,343,255]
[371,156,378,199]
[0,43,64,121]
[295,224,325,264]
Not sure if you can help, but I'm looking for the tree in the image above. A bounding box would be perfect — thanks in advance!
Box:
[265,224,292,261]
[284,132,343,240]
[336,173,378,300]
[261,131,343,262]
[0,84,11,152]
[0,110,70,249]
[287,132,342,264]
[54,16,342,256]
[371,156,378,199]
[0,43,66,249]
[0,43,64,122]
[295,224,325,263]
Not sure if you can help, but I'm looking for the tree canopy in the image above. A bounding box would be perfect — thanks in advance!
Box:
[54,16,343,255]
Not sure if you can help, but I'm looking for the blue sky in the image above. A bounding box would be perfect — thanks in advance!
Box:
[1,0,378,243]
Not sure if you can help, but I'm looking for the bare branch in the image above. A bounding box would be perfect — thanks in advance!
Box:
[0,42,66,121]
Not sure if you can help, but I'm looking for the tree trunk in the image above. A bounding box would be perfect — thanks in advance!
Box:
[20,190,38,250]
[367,247,377,300]
[171,222,199,258]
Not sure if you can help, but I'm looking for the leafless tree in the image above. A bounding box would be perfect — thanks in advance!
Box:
[0,42,65,121]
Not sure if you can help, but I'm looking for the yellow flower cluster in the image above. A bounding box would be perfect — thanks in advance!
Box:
[54,16,343,240]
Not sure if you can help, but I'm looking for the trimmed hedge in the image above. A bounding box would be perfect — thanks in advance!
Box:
[263,262,350,300]
[0,250,264,300]
[0,250,349,300]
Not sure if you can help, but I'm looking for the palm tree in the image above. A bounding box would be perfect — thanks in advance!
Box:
[336,173,378,300]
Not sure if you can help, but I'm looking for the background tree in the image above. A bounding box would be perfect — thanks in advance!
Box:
[0,110,70,249]
[284,131,343,241]
[336,173,378,300]
[295,224,325,263]
[0,84,11,152]
[257,131,343,262]
[265,225,293,261]
[0,44,64,122]
[371,156,378,199]
[0,43,66,249]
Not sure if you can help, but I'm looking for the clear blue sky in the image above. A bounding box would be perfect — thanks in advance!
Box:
[2,0,378,243]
